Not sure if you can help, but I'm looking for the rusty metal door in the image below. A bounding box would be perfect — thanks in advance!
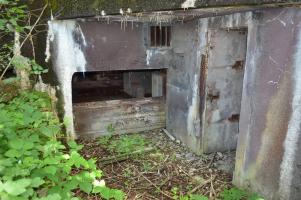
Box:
[202,29,247,153]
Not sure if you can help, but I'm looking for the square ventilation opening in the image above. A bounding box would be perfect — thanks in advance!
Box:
[150,26,171,47]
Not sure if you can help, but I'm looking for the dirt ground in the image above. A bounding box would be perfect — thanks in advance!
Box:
[76,129,235,200]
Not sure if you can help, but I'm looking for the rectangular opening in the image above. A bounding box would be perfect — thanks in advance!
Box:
[72,69,167,137]
[150,26,171,47]
[72,69,167,103]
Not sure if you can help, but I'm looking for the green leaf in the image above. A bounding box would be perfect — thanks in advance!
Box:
[40,126,60,137]
[23,141,34,150]
[190,194,208,200]
[3,179,31,196]
[68,140,83,151]
[39,194,62,200]
[221,188,248,200]
[0,19,7,30]
[11,55,30,70]
[5,149,21,158]
[31,177,45,188]
[44,157,61,165]
[93,186,124,200]
[0,0,9,5]
[0,180,3,192]
[79,182,92,194]
[9,139,23,149]
[64,179,78,191]
[43,166,57,175]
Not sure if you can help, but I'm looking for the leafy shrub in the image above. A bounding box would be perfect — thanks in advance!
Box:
[108,134,148,154]
[0,91,124,199]
[221,188,264,200]
[171,187,208,200]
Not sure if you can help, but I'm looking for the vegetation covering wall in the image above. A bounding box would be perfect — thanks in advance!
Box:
[48,0,299,18]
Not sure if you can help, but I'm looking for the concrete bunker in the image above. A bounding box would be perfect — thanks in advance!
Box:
[47,6,301,199]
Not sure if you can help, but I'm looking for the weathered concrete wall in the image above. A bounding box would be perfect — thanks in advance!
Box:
[166,20,203,153]
[166,12,251,154]
[165,12,248,154]
[48,19,170,136]
[77,21,171,71]
[233,8,301,200]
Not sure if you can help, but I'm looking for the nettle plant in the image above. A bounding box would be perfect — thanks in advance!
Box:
[0,91,124,199]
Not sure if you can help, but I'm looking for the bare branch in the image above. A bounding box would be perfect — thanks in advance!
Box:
[0,3,48,80]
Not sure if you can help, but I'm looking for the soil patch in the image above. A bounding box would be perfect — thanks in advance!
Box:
[76,130,234,199]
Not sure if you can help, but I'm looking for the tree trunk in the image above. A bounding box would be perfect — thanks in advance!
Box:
[14,31,31,90]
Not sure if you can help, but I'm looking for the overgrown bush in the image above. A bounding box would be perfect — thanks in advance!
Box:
[0,91,124,199]
[221,188,264,200]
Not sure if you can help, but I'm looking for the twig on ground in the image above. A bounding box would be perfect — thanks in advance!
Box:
[209,173,217,199]
[189,175,217,195]
[136,169,174,199]
[207,152,217,168]
[177,165,190,177]
[162,128,175,141]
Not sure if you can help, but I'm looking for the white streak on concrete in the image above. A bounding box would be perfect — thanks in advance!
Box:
[279,27,301,199]
[181,0,196,9]
[146,49,167,66]
[48,20,87,138]
[278,19,287,27]
[78,24,87,46]
[269,56,279,65]
[264,10,285,26]
[167,83,181,93]
[45,21,54,63]
[187,74,200,136]
[146,49,153,66]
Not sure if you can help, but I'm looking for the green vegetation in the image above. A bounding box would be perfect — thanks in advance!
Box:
[108,134,148,154]
[98,129,149,155]
[0,91,124,199]
[221,188,264,200]
[0,0,34,79]
[171,187,209,200]
[0,1,124,199]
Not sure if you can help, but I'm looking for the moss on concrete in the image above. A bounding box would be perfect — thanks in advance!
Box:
[48,0,299,19]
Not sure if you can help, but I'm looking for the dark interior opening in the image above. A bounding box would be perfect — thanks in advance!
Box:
[72,69,167,103]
